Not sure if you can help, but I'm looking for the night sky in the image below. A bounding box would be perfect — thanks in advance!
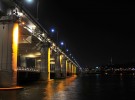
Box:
[24,0,135,67]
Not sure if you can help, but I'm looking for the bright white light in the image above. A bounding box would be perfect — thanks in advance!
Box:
[18,12,23,17]
[47,38,50,41]
[51,29,55,33]
[42,33,45,37]
[96,67,99,69]
[26,0,33,3]
[52,43,56,46]
[60,41,64,46]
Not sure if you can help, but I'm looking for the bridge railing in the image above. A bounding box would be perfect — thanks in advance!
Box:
[17,67,40,72]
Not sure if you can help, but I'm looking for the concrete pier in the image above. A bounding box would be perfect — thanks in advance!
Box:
[40,43,50,81]
[0,15,19,87]
[61,55,67,78]
[55,52,61,78]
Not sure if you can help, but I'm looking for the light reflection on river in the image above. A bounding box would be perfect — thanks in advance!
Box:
[1,74,135,100]
[0,75,78,100]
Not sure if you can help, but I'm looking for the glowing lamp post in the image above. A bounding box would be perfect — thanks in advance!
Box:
[50,28,59,45]
[60,41,64,46]
[66,49,69,52]
[51,28,55,33]
[25,0,33,3]
[25,0,39,20]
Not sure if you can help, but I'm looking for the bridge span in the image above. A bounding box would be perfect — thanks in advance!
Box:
[0,0,81,88]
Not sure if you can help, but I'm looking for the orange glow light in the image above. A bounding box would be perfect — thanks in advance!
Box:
[12,23,19,71]
[48,48,50,80]
[22,22,25,25]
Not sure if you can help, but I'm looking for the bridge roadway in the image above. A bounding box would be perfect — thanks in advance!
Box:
[0,0,81,88]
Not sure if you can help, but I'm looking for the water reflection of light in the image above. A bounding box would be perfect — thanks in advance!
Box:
[120,73,123,80]
[44,75,77,100]
[0,76,77,100]
[120,73,123,76]
[0,91,17,100]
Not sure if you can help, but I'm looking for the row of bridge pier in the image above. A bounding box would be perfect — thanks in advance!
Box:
[0,0,81,88]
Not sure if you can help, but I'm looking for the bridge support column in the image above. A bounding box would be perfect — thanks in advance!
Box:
[55,52,61,78]
[69,62,72,76]
[72,64,74,75]
[20,56,26,68]
[66,60,70,76]
[61,55,67,78]
[0,15,19,87]
[50,50,56,79]
[40,43,50,81]
[72,64,76,75]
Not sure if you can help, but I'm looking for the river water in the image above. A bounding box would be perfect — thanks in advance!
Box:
[0,74,135,100]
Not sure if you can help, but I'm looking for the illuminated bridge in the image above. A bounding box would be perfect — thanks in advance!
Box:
[0,0,81,88]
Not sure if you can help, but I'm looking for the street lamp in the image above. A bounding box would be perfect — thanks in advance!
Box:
[50,28,58,45]
[25,0,39,20]
[51,29,55,33]
[25,0,33,3]
[60,41,64,46]
[66,49,69,52]
[36,0,39,20]
[60,41,69,53]
[50,28,69,53]
[60,41,67,50]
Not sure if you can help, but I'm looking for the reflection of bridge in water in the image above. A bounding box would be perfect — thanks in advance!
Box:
[0,75,78,99]
[0,0,81,88]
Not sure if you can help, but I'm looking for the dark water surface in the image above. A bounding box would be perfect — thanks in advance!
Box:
[0,74,135,100]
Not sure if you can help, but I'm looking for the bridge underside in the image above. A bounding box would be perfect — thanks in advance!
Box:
[18,25,41,70]
[18,25,55,80]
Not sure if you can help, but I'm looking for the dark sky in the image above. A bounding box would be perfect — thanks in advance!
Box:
[24,0,135,67]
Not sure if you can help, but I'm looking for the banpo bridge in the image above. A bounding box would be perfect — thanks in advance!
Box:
[0,0,81,88]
